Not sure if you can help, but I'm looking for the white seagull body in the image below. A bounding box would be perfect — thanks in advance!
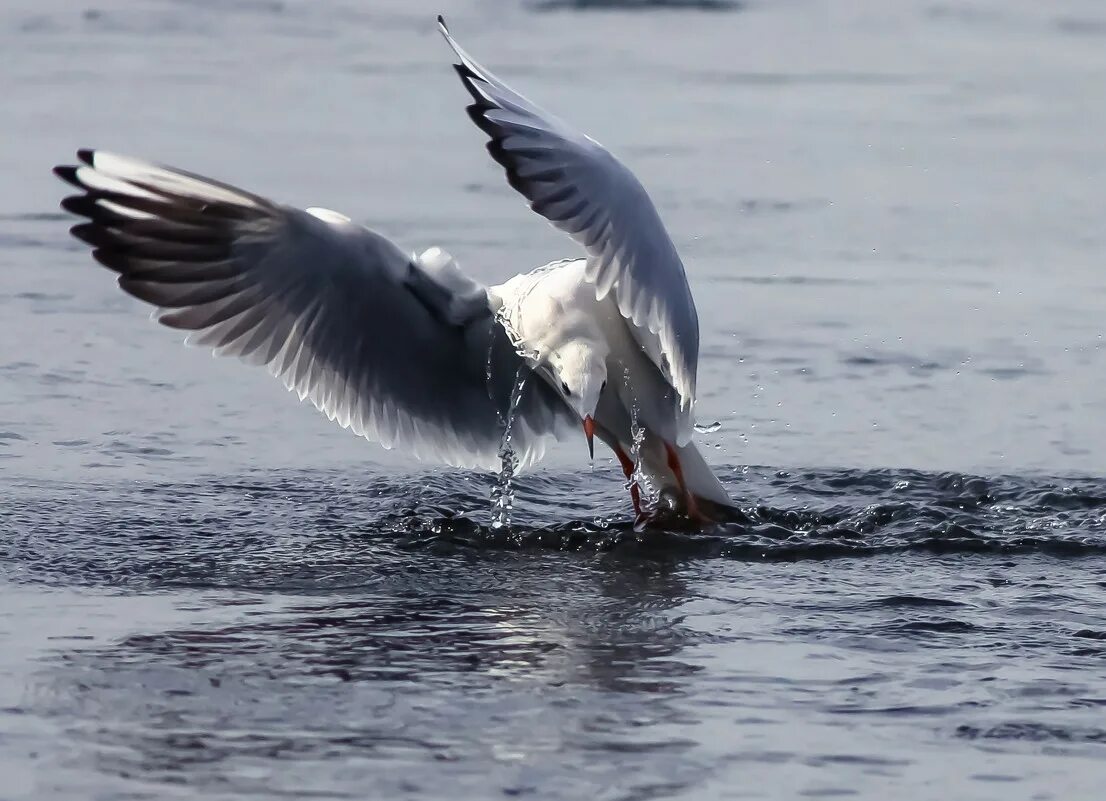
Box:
[53,17,732,520]
[491,258,731,513]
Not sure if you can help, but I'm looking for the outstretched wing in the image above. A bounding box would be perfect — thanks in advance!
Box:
[438,16,699,439]
[54,150,573,470]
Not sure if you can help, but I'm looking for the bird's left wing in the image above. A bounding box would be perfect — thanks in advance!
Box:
[54,150,574,470]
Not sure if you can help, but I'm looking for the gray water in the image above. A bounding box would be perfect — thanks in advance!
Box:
[3,0,1106,798]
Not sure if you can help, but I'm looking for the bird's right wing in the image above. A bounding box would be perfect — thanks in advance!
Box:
[54,150,574,470]
[438,17,700,442]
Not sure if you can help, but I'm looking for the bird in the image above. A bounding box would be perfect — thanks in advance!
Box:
[52,16,733,524]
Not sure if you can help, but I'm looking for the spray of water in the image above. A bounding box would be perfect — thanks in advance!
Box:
[621,365,656,510]
[485,288,558,529]
[490,366,528,530]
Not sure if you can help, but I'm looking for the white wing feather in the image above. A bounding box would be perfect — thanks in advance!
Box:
[438,17,699,441]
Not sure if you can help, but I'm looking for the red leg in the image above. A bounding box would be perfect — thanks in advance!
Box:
[611,444,643,517]
[664,442,709,525]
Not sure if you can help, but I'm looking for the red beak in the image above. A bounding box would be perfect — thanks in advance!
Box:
[582,416,596,460]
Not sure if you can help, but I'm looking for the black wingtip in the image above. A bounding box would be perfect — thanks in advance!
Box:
[54,165,82,189]
[454,62,476,85]
[91,247,129,274]
[61,194,99,218]
[77,148,95,166]
[69,222,105,247]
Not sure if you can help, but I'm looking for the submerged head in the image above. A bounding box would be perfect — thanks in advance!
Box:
[546,340,607,458]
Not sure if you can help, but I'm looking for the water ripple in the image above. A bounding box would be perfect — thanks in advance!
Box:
[5,466,1106,592]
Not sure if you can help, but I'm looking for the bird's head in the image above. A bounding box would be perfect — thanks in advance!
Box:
[546,340,607,458]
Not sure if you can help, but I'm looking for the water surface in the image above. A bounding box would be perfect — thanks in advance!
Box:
[3,0,1106,798]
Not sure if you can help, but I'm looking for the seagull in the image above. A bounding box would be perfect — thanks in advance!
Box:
[52,16,733,523]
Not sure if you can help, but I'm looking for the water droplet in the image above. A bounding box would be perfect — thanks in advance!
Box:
[694,421,722,434]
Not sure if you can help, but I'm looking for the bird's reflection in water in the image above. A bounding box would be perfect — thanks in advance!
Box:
[41,552,711,797]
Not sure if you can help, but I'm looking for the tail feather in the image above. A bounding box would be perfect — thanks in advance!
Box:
[673,440,733,507]
[640,437,734,510]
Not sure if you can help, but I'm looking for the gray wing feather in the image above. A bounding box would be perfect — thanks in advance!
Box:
[55,150,573,470]
[438,18,699,440]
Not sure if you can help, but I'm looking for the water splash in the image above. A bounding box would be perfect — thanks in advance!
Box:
[490,367,528,530]
[484,320,498,396]
[493,304,543,370]
[628,411,655,533]
[694,421,722,434]
[621,365,656,515]
[484,290,552,530]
